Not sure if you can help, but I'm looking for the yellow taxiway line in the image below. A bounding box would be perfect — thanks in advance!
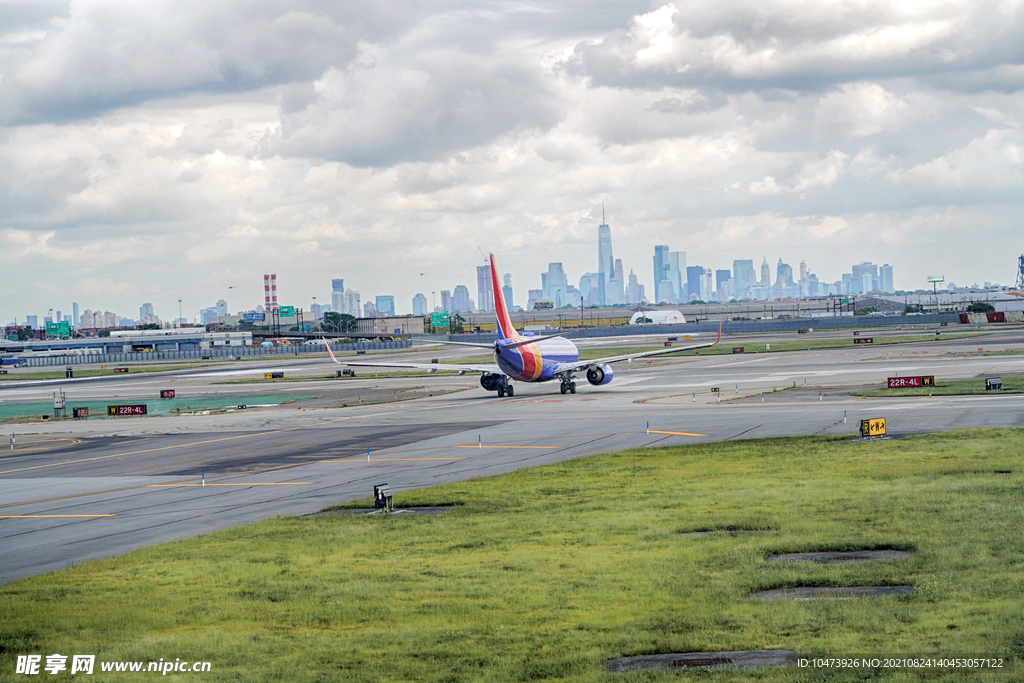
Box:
[648,430,708,437]
[0,514,116,518]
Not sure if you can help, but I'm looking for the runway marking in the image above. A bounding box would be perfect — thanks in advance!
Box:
[1,438,82,456]
[325,457,468,462]
[455,445,556,449]
[146,482,315,487]
[0,514,115,518]
[648,430,707,437]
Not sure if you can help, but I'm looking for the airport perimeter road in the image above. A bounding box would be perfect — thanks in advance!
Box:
[2,335,1023,584]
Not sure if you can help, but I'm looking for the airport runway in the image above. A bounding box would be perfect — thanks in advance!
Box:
[2,328,1023,583]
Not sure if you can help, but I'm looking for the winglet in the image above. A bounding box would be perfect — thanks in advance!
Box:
[322,337,341,364]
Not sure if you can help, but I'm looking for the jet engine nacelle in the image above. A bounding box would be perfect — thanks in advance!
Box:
[480,373,502,391]
[586,364,614,386]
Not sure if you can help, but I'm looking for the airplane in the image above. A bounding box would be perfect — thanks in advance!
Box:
[323,253,720,397]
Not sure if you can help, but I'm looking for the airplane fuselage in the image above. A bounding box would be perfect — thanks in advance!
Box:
[493,336,578,382]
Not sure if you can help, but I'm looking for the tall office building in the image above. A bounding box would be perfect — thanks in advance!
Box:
[477,265,493,311]
[72,302,79,327]
[453,285,471,312]
[760,257,771,286]
[579,273,599,306]
[775,259,794,289]
[732,259,755,299]
[26,315,38,329]
[440,290,452,312]
[412,293,427,316]
[332,278,345,314]
[653,245,670,303]
[668,252,685,304]
[215,299,228,317]
[879,264,894,293]
[139,302,154,320]
[543,263,568,308]
[686,265,704,301]
[607,258,625,305]
[344,290,360,317]
[364,301,376,317]
[851,262,878,294]
[502,273,514,309]
[597,216,614,305]
[375,295,395,317]
[715,269,731,292]
[626,270,643,304]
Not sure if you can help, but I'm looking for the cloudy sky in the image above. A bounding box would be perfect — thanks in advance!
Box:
[2,0,1022,322]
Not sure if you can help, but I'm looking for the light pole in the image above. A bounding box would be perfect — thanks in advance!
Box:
[178,299,182,328]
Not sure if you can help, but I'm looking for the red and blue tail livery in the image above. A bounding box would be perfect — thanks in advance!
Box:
[327,253,721,397]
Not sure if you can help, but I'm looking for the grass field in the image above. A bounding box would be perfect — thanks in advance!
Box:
[1,430,1021,681]
[853,376,1024,397]
[444,332,985,365]
[0,362,228,381]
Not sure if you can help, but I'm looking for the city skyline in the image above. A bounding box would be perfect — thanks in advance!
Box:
[1,2,1021,325]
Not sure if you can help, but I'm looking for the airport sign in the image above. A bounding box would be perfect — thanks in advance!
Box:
[887,376,934,388]
[107,404,148,416]
[243,312,265,322]
[160,389,176,398]
[853,337,873,344]
[279,305,295,317]
[430,312,450,326]
[860,417,886,437]
[72,407,89,418]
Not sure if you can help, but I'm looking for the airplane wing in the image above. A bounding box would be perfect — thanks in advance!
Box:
[322,337,501,375]
[550,320,722,374]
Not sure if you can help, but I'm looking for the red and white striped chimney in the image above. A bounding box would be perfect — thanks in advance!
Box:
[270,274,278,312]
[263,274,271,311]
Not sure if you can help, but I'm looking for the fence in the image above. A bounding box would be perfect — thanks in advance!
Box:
[13,341,411,368]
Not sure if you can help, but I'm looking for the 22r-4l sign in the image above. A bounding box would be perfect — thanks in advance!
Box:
[887,376,934,388]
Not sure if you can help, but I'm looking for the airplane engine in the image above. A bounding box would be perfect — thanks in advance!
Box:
[586,365,613,386]
[480,373,502,391]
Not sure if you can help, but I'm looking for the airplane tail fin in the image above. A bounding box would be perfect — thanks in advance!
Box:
[322,337,342,364]
[490,253,517,340]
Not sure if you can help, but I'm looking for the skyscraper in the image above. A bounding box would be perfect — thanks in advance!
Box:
[477,265,493,311]
[453,285,471,312]
[412,293,427,316]
[375,295,395,317]
[879,264,894,293]
[502,273,514,309]
[139,302,154,320]
[543,263,568,308]
[72,302,79,327]
[668,251,685,304]
[607,258,625,305]
[215,299,227,316]
[653,245,669,303]
[760,257,771,286]
[597,212,614,305]
[345,290,360,317]
[626,270,643,304]
[332,278,345,314]
[440,290,452,312]
[686,265,704,301]
[732,259,755,299]
[851,262,878,294]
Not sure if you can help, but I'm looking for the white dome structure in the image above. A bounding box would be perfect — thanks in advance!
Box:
[629,310,686,325]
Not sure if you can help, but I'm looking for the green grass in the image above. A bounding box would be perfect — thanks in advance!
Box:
[0,362,229,381]
[853,377,1024,397]
[446,333,985,365]
[2,430,1022,681]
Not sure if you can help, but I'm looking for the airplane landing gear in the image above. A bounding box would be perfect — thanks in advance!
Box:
[497,385,505,398]
[559,375,576,395]
[506,384,514,397]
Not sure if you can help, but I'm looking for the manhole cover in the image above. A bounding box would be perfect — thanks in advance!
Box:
[750,586,914,601]
[766,550,913,564]
[604,649,796,672]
